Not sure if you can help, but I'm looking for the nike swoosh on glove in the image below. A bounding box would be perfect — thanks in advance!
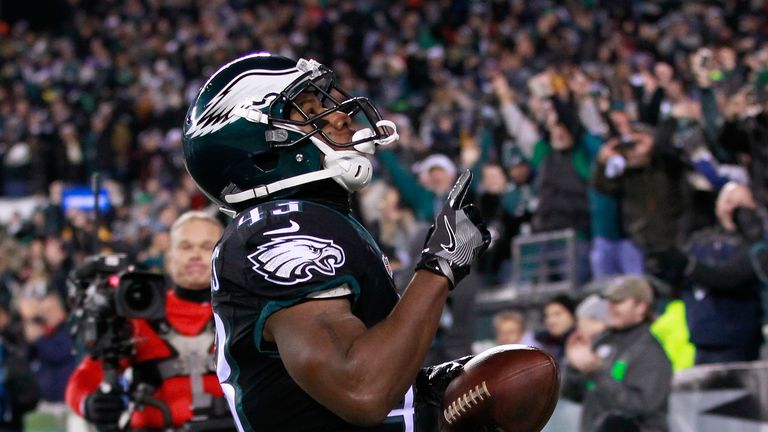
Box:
[416,170,491,289]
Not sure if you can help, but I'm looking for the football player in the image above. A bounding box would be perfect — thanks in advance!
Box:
[183,52,491,431]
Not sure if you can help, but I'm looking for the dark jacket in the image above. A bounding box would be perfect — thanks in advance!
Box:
[719,113,768,206]
[31,324,77,402]
[683,227,764,351]
[592,147,686,252]
[533,149,591,234]
[0,332,40,431]
[563,323,672,432]
[535,326,575,367]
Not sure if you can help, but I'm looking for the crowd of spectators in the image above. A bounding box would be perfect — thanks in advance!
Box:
[3,0,768,426]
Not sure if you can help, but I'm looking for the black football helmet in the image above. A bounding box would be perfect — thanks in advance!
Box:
[183,52,398,212]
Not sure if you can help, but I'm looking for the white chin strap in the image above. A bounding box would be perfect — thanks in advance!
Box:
[315,140,373,192]
[224,120,397,205]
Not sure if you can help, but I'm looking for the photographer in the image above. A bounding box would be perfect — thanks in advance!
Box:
[65,211,234,431]
[651,182,764,364]
[592,122,687,257]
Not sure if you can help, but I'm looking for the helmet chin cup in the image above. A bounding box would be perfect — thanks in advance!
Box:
[350,120,399,154]
[323,150,372,192]
[373,120,399,147]
[351,129,376,154]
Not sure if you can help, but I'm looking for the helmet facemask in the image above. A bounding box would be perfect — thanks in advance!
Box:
[269,64,398,153]
[257,61,397,193]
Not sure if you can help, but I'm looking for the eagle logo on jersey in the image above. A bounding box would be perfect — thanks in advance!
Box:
[248,235,346,285]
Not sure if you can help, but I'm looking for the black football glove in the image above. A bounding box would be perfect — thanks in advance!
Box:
[416,170,491,289]
[415,355,474,407]
[83,389,126,426]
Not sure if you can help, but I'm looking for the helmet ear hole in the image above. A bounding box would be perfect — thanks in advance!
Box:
[251,152,280,172]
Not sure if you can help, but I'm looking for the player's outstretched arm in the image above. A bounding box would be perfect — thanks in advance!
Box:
[264,171,490,426]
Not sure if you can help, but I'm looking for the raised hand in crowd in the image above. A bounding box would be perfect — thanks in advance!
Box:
[691,48,716,88]
[491,73,516,105]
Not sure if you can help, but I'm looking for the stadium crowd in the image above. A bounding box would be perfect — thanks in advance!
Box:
[2,0,768,428]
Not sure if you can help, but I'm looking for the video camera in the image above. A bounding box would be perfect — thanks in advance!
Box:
[68,253,166,360]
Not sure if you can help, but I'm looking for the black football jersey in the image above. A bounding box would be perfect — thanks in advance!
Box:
[211,200,432,432]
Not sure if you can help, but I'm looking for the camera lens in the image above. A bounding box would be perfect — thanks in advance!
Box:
[115,272,166,320]
[123,281,154,312]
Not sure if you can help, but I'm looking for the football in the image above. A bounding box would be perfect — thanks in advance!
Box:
[441,344,560,432]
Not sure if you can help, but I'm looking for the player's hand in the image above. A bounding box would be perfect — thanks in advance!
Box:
[83,389,125,426]
[416,170,491,289]
[415,355,473,407]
